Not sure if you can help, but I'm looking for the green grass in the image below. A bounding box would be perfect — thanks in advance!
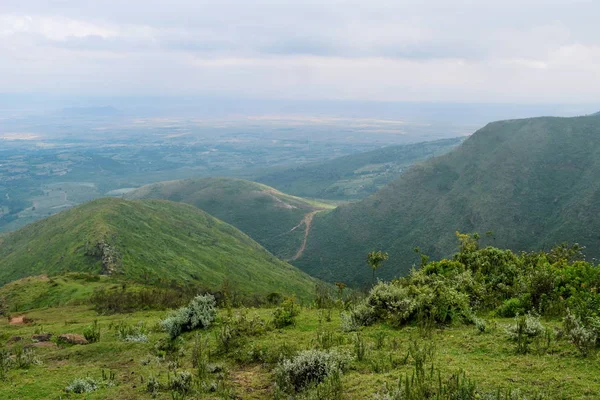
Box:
[257,138,463,200]
[296,114,600,286]
[0,274,115,312]
[0,305,599,399]
[0,198,318,301]
[127,177,334,260]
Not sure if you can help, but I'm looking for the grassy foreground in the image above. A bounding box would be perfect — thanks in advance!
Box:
[1,305,599,399]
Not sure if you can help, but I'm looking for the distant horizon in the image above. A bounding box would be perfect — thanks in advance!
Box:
[0,93,597,125]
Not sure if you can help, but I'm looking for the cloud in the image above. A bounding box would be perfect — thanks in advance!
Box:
[1,0,600,103]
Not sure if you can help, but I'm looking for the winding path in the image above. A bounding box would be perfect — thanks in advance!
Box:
[288,210,323,261]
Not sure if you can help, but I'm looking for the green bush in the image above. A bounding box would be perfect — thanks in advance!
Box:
[496,298,525,318]
[160,294,217,339]
[114,321,148,342]
[563,310,597,356]
[506,313,544,354]
[168,371,193,395]
[90,286,196,314]
[274,349,349,393]
[273,297,300,329]
[65,377,98,394]
[83,320,101,343]
[13,346,40,369]
[0,348,12,381]
[216,310,269,354]
[361,278,471,328]
[473,317,487,334]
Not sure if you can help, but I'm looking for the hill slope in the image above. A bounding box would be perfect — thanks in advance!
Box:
[257,138,463,200]
[0,198,317,299]
[127,178,334,260]
[296,114,600,285]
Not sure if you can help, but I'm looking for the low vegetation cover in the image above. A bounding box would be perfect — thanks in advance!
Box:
[127,177,334,260]
[0,198,318,300]
[1,237,600,398]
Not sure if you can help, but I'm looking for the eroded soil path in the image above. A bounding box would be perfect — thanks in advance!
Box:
[288,210,323,261]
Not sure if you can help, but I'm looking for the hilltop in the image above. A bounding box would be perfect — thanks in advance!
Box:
[257,138,463,200]
[295,114,600,285]
[0,198,317,300]
[127,177,334,260]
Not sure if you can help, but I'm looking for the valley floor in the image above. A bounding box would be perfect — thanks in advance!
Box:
[0,306,598,399]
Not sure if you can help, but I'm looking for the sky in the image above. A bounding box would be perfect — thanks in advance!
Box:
[1,0,600,104]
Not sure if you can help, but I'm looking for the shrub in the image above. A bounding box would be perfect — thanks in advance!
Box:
[13,346,40,369]
[304,369,343,400]
[0,348,12,381]
[83,320,101,343]
[216,310,269,354]
[506,313,544,354]
[154,337,184,358]
[373,331,386,350]
[353,332,367,361]
[314,330,339,350]
[191,334,210,379]
[474,317,487,334]
[168,371,193,394]
[65,377,99,394]
[160,294,217,339]
[115,321,148,342]
[375,369,477,400]
[267,292,283,305]
[367,282,416,322]
[146,375,162,395]
[340,312,360,332]
[364,279,471,327]
[90,286,196,314]
[352,303,378,326]
[273,297,300,329]
[274,349,349,393]
[563,309,597,356]
[496,298,525,318]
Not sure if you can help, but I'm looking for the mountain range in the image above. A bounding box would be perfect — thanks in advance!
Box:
[294,114,600,285]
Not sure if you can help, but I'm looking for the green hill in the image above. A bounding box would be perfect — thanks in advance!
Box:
[257,138,463,200]
[295,114,600,285]
[127,177,334,260]
[0,198,318,300]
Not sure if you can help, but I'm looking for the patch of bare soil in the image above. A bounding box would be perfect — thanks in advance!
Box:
[230,365,271,399]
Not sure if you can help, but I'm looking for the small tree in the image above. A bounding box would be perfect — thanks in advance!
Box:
[335,282,347,299]
[367,250,388,283]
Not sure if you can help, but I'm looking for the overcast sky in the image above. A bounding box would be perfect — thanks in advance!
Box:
[1,0,600,104]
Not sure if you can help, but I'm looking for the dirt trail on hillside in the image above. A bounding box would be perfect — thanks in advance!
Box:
[288,210,322,261]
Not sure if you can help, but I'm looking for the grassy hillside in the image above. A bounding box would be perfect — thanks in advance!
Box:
[0,198,317,300]
[127,178,334,260]
[2,241,600,399]
[296,114,600,285]
[257,138,463,200]
[1,306,597,399]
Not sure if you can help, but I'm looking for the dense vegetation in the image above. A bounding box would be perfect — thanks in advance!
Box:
[0,198,318,300]
[349,234,600,327]
[258,138,463,200]
[127,177,334,260]
[297,114,600,285]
